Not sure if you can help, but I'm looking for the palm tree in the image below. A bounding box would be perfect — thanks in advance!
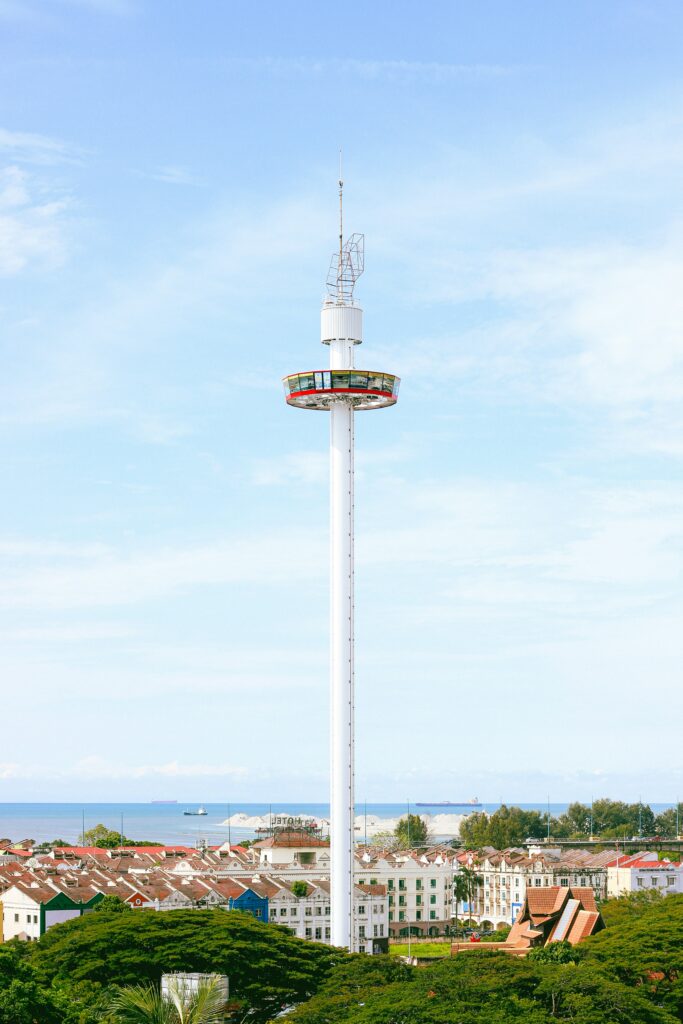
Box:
[452,873,470,936]
[458,866,483,929]
[108,976,228,1024]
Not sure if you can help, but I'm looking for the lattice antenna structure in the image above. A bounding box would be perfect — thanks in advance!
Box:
[326,232,365,304]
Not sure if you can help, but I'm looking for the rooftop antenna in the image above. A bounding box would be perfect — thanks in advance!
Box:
[326,153,364,306]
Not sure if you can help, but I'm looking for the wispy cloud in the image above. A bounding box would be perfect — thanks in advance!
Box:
[0,165,70,274]
[232,57,519,81]
[0,529,327,610]
[0,758,247,781]
[0,127,81,165]
[137,165,204,187]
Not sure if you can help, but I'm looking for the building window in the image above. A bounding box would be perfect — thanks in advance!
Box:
[315,928,322,940]
[280,908,287,916]
[373,925,378,937]
[359,945,365,953]
[305,907,312,916]
[290,908,297,916]
[667,877,675,886]
[380,924,384,936]
[430,895,436,904]
[325,906,330,915]
[14,914,19,923]
[534,878,541,887]
[325,928,330,938]
[651,878,659,886]
[416,879,422,890]
[399,879,406,890]
[430,911,436,920]
[370,878,377,885]
[387,879,394,890]
[399,895,406,907]
[416,895,422,906]
[560,879,568,887]
[416,911,422,920]
[389,894,394,906]
[399,911,405,921]
[359,925,365,938]
[430,879,437,888]
[305,928,312,937]
[358,905,366,914]
[315,907,322,915]
[389,911,394,921]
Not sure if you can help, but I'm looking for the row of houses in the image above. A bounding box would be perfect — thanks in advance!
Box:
[1,830,681,946]
[0,854,388,953]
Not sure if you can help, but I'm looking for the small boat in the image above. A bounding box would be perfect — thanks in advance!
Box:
[183,806,208,816]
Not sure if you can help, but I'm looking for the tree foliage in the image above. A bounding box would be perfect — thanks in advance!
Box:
[0,943,62,1024]
[29,909,340,1024]
[286,951,677,1024]
[394,814,430,848]
[459,805,547,848]
[459,798,680,846]
[82,824,161,848]
[94,895,133,914]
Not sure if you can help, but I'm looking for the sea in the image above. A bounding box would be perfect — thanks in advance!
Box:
[0,802,678,846]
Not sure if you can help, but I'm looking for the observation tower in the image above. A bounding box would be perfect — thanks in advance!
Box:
[282,178,400,950]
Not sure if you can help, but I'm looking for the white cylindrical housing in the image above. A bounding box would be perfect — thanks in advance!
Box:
[321,303,363,346]
[329,331,355,951]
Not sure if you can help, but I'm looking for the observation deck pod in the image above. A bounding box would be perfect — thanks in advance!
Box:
[283,370,400,411]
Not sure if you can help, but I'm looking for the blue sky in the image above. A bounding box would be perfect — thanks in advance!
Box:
[2,0,683,803]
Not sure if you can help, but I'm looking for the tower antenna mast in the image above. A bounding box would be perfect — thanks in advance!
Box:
[338,150,343,303]
[282,169,400,951]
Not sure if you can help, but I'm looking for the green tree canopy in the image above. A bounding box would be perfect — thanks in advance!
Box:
[94,895,133,914]
[580,892,683,1019]
[30,908,341,1024]
[286,952,676,1024]
[81,824,162,849]
[653,804,683,837]
[0,944,62,1024]
[394,814,430,848]
[459,805,547,848]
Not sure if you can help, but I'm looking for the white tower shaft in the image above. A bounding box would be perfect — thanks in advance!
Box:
[329,331,355,950]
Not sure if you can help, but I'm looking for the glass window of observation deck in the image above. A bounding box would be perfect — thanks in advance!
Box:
[297,373,315,392]
[332,372,349,389]
[367,372,383,391]
[350,372,368,390]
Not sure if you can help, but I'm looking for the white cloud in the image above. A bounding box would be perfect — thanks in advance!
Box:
[0,127,79,164]
[230,57,517,81]
[139,165,203,186]
[0,758,247,781]
[0,530,327,609]
[72,757,246,780]
[0,165,70,274]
